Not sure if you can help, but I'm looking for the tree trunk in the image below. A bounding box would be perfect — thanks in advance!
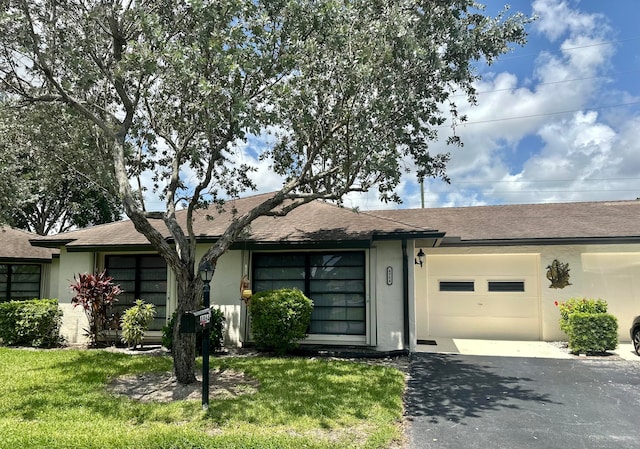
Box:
[172,270,200,384]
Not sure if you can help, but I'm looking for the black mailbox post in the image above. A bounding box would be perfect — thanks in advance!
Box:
[180,308,212,334]
[179,306,212,410]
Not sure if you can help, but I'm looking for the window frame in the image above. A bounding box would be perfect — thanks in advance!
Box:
[104,254,168,330]
[252,251,367,336]
[487,281,526,292]
[0,263,41,301]
[439,281,475,292]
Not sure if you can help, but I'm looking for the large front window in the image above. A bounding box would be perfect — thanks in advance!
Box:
[105,255,167,330]
[252,251,366,335]
[0,264,41,301]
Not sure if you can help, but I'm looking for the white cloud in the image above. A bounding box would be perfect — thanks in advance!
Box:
[532,0,604,41]
[399,0,640,208]
[136,0,640,212]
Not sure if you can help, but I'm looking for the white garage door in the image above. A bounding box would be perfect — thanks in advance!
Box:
[425,254,541,340]
[582,253,640,340]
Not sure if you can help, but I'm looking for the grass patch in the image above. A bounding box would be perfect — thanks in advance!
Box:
[0,348,405,448]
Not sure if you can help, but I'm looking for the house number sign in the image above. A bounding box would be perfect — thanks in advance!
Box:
[199,311,211,327]
[386,266,393,285]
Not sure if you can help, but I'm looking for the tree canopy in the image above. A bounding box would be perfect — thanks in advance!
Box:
[0,0,532,382]
[0,102,122,235]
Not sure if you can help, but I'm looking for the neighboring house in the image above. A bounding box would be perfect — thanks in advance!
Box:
[27,194,640,350]
[0,226,58,302]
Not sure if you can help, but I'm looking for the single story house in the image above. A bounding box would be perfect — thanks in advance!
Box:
[24,193,640,350]
[0,226,58,302]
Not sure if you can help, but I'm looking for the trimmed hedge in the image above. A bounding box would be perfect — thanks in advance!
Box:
[558,297,608,334]
[0,299,63,348]
[566,312,618,354]
[249,288,313,354]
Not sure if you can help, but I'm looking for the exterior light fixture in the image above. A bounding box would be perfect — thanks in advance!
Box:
[199,260,213,283]
[415,248,425,267]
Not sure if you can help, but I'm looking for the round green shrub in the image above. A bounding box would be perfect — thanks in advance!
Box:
[249,288,313,354]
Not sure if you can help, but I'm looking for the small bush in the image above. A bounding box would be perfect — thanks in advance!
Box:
[0,299,63,348]
[121,299,156,349]
[249,288,313,354]
[566,312,618,354]
[557,297,608,334]
[162,308,225,353]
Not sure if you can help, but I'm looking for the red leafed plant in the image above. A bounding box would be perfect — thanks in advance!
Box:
[70,271,123,346]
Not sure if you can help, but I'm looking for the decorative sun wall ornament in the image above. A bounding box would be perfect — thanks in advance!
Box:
[546,259,572,289]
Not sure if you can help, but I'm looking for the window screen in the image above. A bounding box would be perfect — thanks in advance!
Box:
[105,255,167,330]
[0,264,41,301]
[253,252,366,335]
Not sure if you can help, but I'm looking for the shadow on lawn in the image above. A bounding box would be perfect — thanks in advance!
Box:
[404,353,558,424]
[204,357,404,425]
[10,350,402,426]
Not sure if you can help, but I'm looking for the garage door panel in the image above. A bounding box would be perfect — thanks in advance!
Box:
[427,254,537,277]
[430,316,540,340]
[429,298,538,318]
[424,254,540,340]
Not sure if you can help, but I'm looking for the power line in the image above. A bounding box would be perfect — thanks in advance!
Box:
[428,177,640,185]
[451,69,640,98]
[443,100,640,128]
[496,35,640,62]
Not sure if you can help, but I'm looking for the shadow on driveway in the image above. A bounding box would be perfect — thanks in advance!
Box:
[404,353,557,424]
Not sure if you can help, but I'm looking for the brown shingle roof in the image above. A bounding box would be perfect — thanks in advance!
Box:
[0,226,58,261]
[28,194,640,250]
[370,200,640,243]
[30,192,438,249]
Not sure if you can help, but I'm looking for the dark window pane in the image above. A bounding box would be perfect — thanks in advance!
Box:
[0,264,41,301]
[253,280,306,292]
[309,279,365,293]
[310,293,365,308]
[439,281,475,292]
[105,255,167,330]
[254,254,305,268]
[253,252,366,336]
[488,281,525,292]
[254,267,305,280]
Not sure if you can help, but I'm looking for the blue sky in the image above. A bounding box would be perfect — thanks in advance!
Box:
[340,0,640,210]
[150,0,640,212]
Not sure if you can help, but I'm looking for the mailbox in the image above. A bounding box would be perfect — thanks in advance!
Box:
[180,308,212,334]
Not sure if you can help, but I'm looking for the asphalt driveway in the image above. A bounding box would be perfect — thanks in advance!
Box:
[404,353,640,449]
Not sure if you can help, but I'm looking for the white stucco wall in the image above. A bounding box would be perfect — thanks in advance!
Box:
[55,248,95,344]
[415,243,640,343]
[195,247,245,347]
[372,240,407,351]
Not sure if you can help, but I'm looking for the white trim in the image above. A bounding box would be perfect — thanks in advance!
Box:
[368,247,377,347]
[304,334,367,346]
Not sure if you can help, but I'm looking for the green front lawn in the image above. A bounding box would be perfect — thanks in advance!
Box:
[0,348,405,448]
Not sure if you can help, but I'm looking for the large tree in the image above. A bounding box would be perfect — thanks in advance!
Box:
[0,102,122,235]
[0,0,531,383]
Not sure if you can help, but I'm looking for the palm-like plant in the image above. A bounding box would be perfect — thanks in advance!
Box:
[70,271,122,346]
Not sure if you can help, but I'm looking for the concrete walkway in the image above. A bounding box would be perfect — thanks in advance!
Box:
[415,338,639,361]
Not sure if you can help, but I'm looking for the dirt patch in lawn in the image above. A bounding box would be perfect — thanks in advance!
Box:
[106,368,259,403]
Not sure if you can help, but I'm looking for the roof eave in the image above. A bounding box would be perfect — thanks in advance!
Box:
[29,238,76,248]
[439,236,640,247]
